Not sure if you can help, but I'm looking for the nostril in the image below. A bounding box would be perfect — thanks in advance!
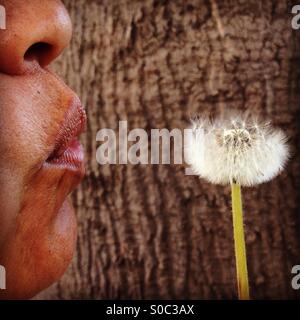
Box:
[24,42,54,65]
[0,1,72,75]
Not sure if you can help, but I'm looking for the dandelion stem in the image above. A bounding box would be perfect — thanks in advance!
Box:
[231,182,250,300]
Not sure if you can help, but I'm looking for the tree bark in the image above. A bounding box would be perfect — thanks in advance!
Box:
[37,0,300,299]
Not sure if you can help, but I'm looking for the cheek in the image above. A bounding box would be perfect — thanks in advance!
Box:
[0,174,22,246]
[0,72,69,178]
[0,81,60,241]
[0,93,58,173]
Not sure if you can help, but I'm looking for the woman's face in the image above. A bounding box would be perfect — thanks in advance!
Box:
[0,0,86,298]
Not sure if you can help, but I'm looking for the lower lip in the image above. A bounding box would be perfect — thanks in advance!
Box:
[45,139,84,170]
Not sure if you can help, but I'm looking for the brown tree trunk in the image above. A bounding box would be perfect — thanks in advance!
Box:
[37,0,300,299]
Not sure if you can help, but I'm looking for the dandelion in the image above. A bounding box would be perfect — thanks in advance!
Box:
[186,112,289,299]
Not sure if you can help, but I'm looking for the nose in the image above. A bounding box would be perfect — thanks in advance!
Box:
[0,0,72,75]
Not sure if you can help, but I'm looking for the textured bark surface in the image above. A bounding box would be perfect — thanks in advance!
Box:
[37,0,300,299]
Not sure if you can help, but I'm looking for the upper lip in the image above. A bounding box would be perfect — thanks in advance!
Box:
[47,100,87,161]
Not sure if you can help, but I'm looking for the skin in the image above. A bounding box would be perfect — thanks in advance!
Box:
[0,0,85,299]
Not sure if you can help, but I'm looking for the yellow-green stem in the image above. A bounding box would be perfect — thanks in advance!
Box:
[231,182,250,300]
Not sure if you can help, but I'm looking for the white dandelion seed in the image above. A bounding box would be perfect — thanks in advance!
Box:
[185,113,289,187]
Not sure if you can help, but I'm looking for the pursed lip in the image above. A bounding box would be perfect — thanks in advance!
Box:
[45,99,87,171]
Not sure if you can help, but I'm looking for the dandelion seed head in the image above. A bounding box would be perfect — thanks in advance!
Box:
[186,113,289,187]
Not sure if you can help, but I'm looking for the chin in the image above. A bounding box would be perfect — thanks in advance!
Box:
[0,196,78,300]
